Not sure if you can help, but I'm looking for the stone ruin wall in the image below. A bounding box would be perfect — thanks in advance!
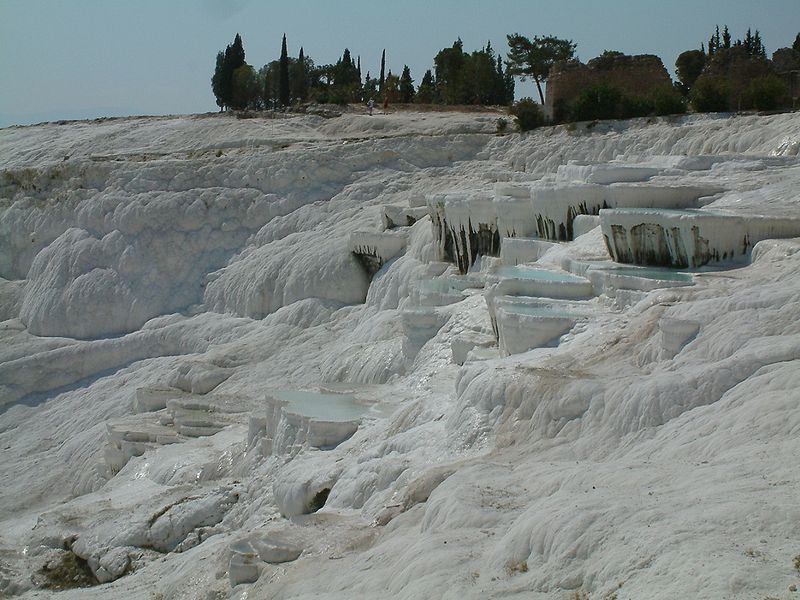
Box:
[545,54,673,118]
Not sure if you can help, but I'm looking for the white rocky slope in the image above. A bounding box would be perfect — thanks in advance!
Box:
[0,109,799,599]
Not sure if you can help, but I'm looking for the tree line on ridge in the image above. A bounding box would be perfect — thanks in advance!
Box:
[212,28,800,128]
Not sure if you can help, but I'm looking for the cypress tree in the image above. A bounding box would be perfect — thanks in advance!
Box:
[503,64,515,105]
[212,51,227,110]
[357,56,362,82]
[263,65,272,108]
[212,33,246,110]
[225,33,246,106]
[379,49,386,93]
[342,48,354,85]
[495,54,512,105]
[297,47,308,101]
[279,34,290,107]
[230,33,245,69]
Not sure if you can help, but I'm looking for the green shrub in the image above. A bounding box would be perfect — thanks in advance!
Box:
[691,77,730,112]
[570,84,622,121]
[619,94,653,119]
[552,98,570,124]
[746,75,789,111]
[510,98,545,131]
[561,84,685,124]
[593,50,625,70]
[651,87,688,115]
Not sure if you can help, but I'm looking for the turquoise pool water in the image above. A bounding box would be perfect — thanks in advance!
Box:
[417,279,459,294]
[496,300,594,319]
[273,390,368,422]
[499,306,584,319]
[606,208,714,216]
[496,266,586,283]
[595,266,693,282]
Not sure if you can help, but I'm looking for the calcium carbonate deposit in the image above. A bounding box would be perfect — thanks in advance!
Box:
[1,109,799,599]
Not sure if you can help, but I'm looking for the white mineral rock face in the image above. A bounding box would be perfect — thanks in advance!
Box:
[1,110,800,599]
[601,207,800,268]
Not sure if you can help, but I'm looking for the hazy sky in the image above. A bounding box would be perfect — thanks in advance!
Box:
[1,0,798,127]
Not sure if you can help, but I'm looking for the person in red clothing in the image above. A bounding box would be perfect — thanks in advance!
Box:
[383,96,389,114]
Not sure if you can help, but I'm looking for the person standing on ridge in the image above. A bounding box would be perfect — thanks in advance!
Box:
[383,96,389,114]
[367,98,374,116]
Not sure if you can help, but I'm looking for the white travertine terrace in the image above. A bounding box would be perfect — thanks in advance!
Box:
[2,110,800,599]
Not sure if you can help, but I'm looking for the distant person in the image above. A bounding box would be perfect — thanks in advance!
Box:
[383,96,389,114]
[367,98,374,116]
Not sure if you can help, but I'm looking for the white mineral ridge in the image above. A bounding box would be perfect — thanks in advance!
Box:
[1,110,799,599]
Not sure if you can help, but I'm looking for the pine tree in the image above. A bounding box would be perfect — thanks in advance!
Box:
[744,28,753,55]
[330,48,360,102]
[466,47,497,104]
[506,33,576,105]
[363,71,378,99]
[384,70,400,103]
[434,39,467,104]
[708,26,720,56]
[416,69,436,103]
[379,49,386,93]
[752,30,765,58]
[794,33,800,53]
[279,34,290,107]
[722,25,731,49]
[399,65,415,103]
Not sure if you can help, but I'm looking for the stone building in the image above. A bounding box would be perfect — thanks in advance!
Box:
[544,54,673,119]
